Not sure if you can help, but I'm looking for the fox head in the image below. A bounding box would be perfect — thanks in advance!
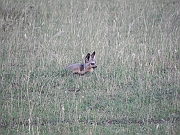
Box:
[84,51,97,69]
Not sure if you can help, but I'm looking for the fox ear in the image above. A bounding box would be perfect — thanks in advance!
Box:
[85,53,90,63]
[91,51,95,58]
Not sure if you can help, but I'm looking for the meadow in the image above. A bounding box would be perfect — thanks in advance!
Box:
[0,0,180,134]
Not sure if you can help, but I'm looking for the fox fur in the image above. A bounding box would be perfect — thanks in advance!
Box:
[66,51,97,75]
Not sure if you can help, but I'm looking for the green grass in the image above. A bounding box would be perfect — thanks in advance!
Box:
[0,0,180,134]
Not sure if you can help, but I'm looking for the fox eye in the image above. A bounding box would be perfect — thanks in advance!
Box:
[91,63,95,65]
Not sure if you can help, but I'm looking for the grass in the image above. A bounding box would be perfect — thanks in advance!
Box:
[0,0,180,134]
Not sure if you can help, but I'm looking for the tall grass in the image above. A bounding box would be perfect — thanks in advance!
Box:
[0,0,180,134]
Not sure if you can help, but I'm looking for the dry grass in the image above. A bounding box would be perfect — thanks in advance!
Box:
[0,0,180,134]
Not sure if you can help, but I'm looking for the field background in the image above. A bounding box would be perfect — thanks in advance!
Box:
[0,0,180,134]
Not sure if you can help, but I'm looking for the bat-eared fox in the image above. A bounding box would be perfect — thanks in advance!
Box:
[66,51,97,75]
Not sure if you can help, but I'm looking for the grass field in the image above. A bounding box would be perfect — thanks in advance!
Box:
[0,0,180,134]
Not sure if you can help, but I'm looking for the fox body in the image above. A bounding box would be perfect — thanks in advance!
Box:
[66,51,97,75]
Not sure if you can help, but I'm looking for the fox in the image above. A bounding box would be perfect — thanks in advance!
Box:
[66,51,97,75]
